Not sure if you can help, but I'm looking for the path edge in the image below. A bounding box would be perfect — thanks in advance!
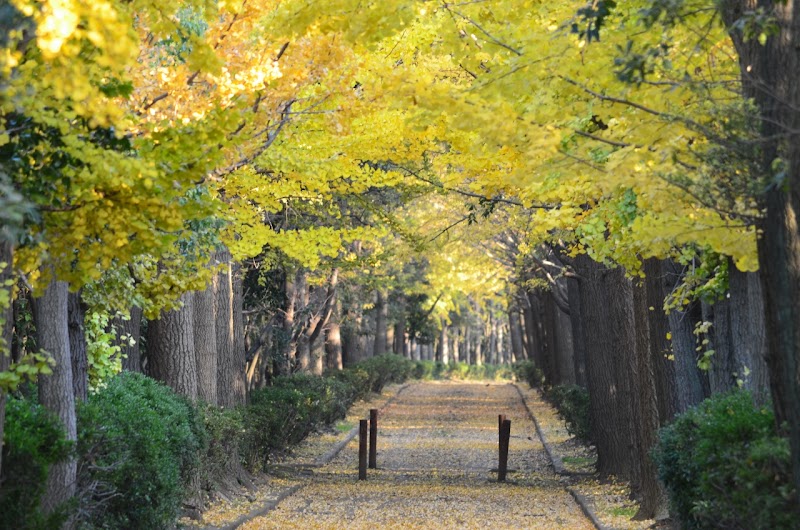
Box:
[314,382,413,466]
[511,383,567,474]
[568,486,612,530]
[512,383,607,530]
[203,382,416,529]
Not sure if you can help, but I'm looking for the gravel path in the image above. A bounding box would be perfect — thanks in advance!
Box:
[241,382,593,529]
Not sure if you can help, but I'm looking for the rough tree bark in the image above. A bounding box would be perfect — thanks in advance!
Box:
[575,255,637,480]
[719,0,800,495]
[232,262,246,404]
[662,261,707,412]
[67,291,87,402]
[194,281,218,404]
[147,292,198,400]
[567,276,587,388]
[645,259,679,424]
[33,277,77,516]
[632,275,668,520]
[215,248,236,403]
[555,302,575,385]
[705,261,770,401]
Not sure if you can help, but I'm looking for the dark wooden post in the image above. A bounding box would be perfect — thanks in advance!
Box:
[369,408,378,469]
[499,419,511,482]
[359,419,368,480]
[498,414,506,464]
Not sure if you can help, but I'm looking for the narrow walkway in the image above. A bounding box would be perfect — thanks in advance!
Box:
[241,382,593,529]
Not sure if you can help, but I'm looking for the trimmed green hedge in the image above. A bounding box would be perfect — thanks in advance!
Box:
[652,391,796,529]
[77,372,206,529]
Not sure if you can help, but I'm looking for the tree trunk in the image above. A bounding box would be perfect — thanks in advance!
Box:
[114,306,142,373]
[720,2,800,495]
[231,262,247,404]
[215,248,236,404]
[438,323,447,364]
[575,255,637,480]
[541,292,559,383]
[394,300,407,355]
[522,295,538,363]
[194,282,217,404]
[662,261,707,412]
[555,302,575,385]
[33,277,77,515]
[280,268,297,373]
[632,275,668,520]
[509,309,525,362]
[705,262,769,402]
[67,291,87,401]
[296,271,311,372]
[0,241,13,479]
[729,267,770,400]
[645,259,679,424]
[373,289,389,355]
[451,327,460,363]
[566,276,587,388]
[326,307,343,371]
[147,292,198,399]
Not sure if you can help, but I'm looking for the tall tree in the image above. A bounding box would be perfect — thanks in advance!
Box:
[33,277,76,517]
[147,292,198,400]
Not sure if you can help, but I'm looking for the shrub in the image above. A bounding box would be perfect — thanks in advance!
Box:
[272,374,352,426]
[354,354,414,392]
[0,397,72,530]
[330,367,372,402]
[77,372,206,530]
[652,391,796,530]
[514,361,545,388]
[243,386,310,471]
[199,405,246,488]
[413,360,435,380]
[447,362,470,379]
[547,384,590,443]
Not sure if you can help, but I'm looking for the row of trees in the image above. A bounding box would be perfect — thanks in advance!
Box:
[2,0,799,523]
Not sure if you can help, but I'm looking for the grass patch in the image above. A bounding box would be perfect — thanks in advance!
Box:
[609,505,638,518]
[335,421,354,433]
[562,456,595,466]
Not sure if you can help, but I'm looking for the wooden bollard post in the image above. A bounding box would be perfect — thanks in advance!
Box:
[498,414,506,464]
[369,409,378,469]
[359,419,368,480]
[498,419,511,482]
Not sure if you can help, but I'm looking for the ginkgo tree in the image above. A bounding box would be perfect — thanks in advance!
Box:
[2,0,795,522]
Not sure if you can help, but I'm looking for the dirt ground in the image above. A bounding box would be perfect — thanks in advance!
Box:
[239,382,594,530]
[186,381,655,530]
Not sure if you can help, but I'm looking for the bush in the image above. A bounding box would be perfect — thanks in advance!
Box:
[199,405,246,488]
[0,397,72,530]
[514,360,545,388]
[272,374,353,426]
[354,354,414,393]
[413,360,435,380]
[77,372,206,530]
[330,367,372,402]
[548,384,590,443]
[652,391,796,530]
